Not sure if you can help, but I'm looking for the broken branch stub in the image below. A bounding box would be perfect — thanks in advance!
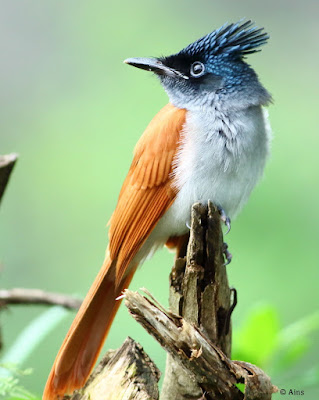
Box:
[68,337,160,400]
[125,202,277,399]
[125,290,278,400]
[0,153,18,204]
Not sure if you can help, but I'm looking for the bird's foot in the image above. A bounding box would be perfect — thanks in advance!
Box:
[217,205,231,234]
[223,242,232,266]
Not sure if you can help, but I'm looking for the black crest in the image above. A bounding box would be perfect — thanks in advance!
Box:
[180,20,269,59]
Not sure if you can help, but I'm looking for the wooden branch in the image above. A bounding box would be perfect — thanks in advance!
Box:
[124,202,278,400]
[68,337,160,400]
[0,153,18,204]
[161,202,233,399]
[125,289,277,400]
[0,288,82,310]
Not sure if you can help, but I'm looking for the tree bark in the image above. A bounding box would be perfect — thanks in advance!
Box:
[160,202,233,399]
[68,337,160,400]
[124,289,277,400]
[124,202,277,400]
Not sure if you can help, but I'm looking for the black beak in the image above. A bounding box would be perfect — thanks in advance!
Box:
[124,57,189,80]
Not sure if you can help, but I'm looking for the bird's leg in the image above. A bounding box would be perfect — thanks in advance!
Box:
[223,242,232,265]
[217,205,231,234]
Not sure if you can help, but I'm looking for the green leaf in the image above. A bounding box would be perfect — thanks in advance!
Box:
[232,304,280,367]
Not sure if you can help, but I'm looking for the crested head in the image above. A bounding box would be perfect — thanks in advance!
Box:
[180,20,269,60]
[125,20,272,110]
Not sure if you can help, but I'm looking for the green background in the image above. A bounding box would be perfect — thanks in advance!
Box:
[1,0,318,398]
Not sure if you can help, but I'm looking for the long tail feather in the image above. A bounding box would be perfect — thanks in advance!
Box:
[43,255,136,400]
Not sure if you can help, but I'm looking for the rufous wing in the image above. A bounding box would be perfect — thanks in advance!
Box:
[108,102,187,282]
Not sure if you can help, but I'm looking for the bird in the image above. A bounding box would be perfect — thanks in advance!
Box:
[43,20,272,400]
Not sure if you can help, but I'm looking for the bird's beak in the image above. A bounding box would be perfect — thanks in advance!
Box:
[124,57,189,80]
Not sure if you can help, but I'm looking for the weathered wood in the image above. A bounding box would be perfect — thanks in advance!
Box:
[161,202,232,399]
[125,202,277,400]
[0,153,18,204]
[68,337,160,400]
[125,290,278,400]
[161,256,202,400]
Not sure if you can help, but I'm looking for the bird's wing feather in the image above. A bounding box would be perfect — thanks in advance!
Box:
[42,103,186,400]
[109,103,186,282]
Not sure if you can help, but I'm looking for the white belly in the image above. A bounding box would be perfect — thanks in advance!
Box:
[157,105,270,234]
[135,105,271,263]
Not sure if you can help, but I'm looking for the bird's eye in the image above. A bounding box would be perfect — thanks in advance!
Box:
[190,61,205,77]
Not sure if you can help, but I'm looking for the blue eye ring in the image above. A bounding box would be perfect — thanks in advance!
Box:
[190,61,205,77]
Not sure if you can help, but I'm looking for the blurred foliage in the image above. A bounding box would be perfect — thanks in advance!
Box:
[0,365,38,400]
[232,305,319,393]
[1,304,319,398]
[0,0,318,397]
[233,305,281,367]
[0,308,67,400]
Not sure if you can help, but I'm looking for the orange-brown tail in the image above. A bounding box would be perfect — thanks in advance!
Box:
[43,255,136,400]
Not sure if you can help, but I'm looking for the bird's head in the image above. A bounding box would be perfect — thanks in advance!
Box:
[125,20,271,110]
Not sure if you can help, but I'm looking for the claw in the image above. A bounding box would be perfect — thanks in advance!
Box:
[186,220,191,229]
[225,217,231,234]
[217,205,231,234]
[223,242,232,266]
